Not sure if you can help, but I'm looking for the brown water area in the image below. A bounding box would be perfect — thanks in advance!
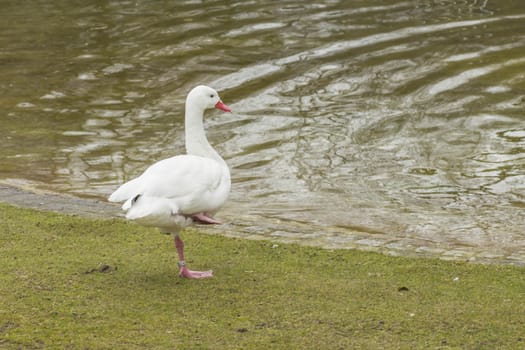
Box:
[1,1,525,264]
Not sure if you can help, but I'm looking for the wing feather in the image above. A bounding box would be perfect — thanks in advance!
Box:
[108,155,229,214]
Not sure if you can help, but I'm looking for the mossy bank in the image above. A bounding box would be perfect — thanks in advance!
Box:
[0,203,524,349]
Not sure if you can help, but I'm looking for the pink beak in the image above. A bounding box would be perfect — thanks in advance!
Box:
[215,100,231,112]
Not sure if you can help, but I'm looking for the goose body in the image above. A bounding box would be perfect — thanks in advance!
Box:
[109,154,230,228]
[108,85,232,278]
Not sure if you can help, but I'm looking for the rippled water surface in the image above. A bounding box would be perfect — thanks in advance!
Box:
[2,1,525,260]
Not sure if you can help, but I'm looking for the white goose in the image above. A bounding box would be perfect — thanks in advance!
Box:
[108,85,231,279]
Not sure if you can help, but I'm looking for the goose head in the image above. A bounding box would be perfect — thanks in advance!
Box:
[186,85,231,113]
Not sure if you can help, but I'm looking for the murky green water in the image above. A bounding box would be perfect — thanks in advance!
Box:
[1,1,525,259]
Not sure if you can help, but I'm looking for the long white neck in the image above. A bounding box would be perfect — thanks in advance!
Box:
[184,103,226,166]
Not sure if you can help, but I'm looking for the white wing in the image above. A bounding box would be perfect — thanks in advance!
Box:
[108,155,230,216]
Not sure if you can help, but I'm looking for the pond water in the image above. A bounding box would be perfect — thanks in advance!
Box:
[1,1,525,262]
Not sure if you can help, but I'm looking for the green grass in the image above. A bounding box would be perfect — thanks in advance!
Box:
[0,202,524,349]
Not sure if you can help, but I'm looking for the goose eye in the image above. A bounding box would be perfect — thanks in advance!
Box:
[210,94,214,98]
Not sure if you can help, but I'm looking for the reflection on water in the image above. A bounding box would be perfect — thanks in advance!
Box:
[1,1,525,261]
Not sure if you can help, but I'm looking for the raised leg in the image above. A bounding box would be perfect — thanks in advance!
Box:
[191,212,222,224]
[174,234,213,279]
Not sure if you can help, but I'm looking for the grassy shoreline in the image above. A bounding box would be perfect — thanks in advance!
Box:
[0,202,524,349]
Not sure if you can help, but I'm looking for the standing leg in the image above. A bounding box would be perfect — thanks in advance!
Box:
[174,234,213,279]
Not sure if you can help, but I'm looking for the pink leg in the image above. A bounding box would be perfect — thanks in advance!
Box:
[191,212,222,225]
[174,235,213,279]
